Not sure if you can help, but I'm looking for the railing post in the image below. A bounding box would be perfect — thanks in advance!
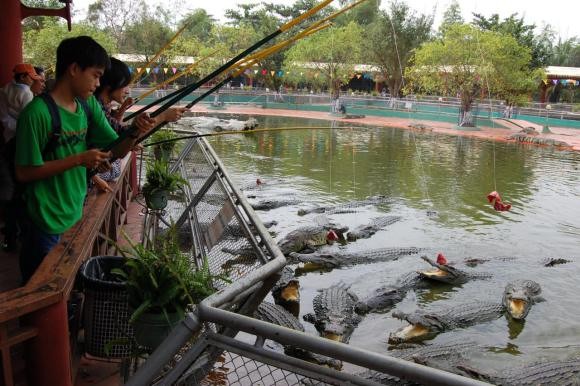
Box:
[26,300,72,386]
[129,150,138,197]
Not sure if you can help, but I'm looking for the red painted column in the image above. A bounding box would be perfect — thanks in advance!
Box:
[26,301,73,386]
[0,0,23,86]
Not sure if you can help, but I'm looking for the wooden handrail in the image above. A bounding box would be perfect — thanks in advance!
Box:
[0,153,134,323]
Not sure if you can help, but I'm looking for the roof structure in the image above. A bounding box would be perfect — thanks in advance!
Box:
[545,66,580,80]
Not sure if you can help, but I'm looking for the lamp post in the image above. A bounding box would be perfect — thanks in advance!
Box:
[543,104,552,134]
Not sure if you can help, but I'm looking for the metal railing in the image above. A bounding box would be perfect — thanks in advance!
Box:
[128,136,489,386]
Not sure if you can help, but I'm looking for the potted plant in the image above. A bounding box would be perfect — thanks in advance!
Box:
[142,160,187,210]
[150,129,178,161]
[112,230,223,350]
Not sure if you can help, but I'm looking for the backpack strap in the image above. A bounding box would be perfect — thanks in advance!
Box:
[39,94,94,160]
[38,93,61,159]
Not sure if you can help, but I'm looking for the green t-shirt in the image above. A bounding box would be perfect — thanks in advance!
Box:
[15,95,118,234]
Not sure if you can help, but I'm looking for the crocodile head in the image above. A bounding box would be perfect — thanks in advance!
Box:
[388,311,444,344]
[502,280,541,320]
[320,313,354,343]
[417,255,469,284]
[288,252,340,269]
[355,286,404,315]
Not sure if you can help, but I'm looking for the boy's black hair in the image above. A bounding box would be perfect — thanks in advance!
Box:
[34,66,44,76]
[13,73,27,82]
[55,36,110,79]
[95,57,131,97]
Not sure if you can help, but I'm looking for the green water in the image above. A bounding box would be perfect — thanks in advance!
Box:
[185,114,580,373]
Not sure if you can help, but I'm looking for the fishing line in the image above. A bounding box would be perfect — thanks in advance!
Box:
[388,11,432,204]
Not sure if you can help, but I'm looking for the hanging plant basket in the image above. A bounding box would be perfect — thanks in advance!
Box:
[144,189,169,210]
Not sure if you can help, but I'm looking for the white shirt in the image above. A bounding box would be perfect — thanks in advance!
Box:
[0,80,33,142]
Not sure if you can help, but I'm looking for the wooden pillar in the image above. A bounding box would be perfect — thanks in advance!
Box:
[26,301,72,386]
[0,0,23,86]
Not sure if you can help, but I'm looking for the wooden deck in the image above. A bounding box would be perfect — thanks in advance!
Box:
[0,153,142,386]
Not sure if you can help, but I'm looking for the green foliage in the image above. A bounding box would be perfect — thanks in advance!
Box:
[283,22,363,95]
[471,12,552,68]
[21,0,64,32]
[549,37,580,67]
[23,21,116,75]
[364,2,433,97]
[406,24,540,117]
[142,160,187,195]
[113,229,224,323]
[438,0,463,37]
[149,129,178,151]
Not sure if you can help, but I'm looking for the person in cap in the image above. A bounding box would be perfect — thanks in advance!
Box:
[0,63,42,143]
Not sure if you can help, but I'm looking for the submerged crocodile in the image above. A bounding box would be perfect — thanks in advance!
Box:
[297,195,391,216]
[303,282,362,344]
[271,266,300,317]
[346,216,402,241]
[358,340,481,385]
[289,247,421,270]
[388,280,542,344]
[277,223,348,255]
[250,199,300,211]
[355,272,430,315]
[253,301,342,369]
[417,255,492,284]
[508,132,570,148]
[542,257,572,267]
[458,358,580,386]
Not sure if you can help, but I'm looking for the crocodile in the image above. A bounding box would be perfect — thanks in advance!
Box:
[508,132,570,148]
[355,272,430,315]
[253,301,341,370]
[277,223,348,255]
[542,257,572,267]
[388,280,542,344]
[458,358,580,386]
[289,247,421,270]
[346,216,402,241]
[417,255,492,284]
[225,220,278,238]
[271,266,300,318]
[297,195,392,216]
[250,199,301,211]
[357,340,482,385]
[303,282,362,344]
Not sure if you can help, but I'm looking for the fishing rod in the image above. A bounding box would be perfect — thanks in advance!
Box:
[143,126,367,147]
[131,21,332,148]
[130,0,368,148]
[130,19,193,85]
[123,0,334,123]
[133,48,222,103]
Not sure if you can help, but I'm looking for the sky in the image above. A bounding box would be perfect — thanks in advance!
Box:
[70,0,579,40]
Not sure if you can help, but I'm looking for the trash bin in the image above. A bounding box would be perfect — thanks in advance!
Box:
[82,255,134,358]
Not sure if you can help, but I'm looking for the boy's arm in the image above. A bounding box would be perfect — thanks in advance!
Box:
[16,149,111,183]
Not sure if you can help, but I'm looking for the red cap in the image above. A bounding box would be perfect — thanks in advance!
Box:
[13,63,42,81]
[436,253,448,265]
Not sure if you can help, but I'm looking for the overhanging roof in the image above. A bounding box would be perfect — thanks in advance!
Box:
[545,66,580,80]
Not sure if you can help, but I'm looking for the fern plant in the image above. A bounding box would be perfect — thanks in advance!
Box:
[141,159,187,196]
[112,228,227,324]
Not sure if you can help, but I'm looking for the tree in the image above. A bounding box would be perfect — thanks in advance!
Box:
[406,24,540,126]
[87,0,143,48]
[179,9,216,42]
[471,13,552,68]
[23,21,116,74]
[21,0,64,32]
[283,22,362,106]
[364,1,433,98]
[335,0,381,26]
[550,37,580,67]
[438,0,463,36]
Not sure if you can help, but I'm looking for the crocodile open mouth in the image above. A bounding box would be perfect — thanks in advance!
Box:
[507,299,528,319]
[389,324,430,343]
[418,268,448,278]
[324,333,342,342]
[280,282,300,302]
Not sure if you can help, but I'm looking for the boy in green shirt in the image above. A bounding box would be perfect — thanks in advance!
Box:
[15,36,158,284]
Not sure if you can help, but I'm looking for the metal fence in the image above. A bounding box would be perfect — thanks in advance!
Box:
[127,136,489,386]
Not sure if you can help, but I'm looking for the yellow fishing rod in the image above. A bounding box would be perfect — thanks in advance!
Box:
[131,19,193,85]
[133,48,222,103]
[144,126,368,147]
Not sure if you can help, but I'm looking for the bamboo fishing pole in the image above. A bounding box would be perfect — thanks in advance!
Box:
[132,22,332,148]
[144,126,368,147]
[123,0,334,123]
[132,0,369,147]
[133,48,221,103]
[130,19,193,85]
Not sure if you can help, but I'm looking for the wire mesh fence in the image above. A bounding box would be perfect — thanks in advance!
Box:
[129,135,489,386]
